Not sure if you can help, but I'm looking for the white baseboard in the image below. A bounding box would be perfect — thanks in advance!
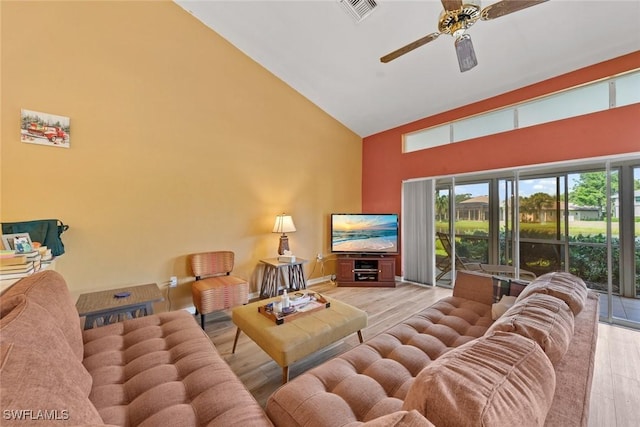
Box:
[306,275,333,286]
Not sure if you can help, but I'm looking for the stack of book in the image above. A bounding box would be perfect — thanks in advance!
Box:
[0,249,43,280]
[38,246,53,264]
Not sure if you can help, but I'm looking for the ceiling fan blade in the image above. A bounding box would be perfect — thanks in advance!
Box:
[380,32,440,63]
[441,0,463,12]
[481,0,548,20]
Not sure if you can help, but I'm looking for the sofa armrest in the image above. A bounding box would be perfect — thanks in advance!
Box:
[452,270,494,306]
[544,291,599,427]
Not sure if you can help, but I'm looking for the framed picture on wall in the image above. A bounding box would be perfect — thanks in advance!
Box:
[20,109,70,148]
[1,233,33,253]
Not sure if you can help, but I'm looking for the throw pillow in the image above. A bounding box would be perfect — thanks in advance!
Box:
[492,276,510,303]
[491,295,517,320]
[403,331,556,427]
[509,279,530,297]
[487,293,575,364]
[516,272,588,315]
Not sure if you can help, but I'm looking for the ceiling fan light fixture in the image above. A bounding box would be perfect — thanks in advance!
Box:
[438,2,481,35]
[380,0,549,72]
[455,34,478,72]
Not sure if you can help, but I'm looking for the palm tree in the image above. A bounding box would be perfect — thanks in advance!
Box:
[435,194,448,222]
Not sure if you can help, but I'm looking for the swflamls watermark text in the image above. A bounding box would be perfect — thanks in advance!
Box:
[3,409,69,421]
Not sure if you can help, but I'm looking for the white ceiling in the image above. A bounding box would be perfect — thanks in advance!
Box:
[174,1,640,137]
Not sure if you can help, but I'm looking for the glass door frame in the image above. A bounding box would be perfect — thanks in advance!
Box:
[430,155,640,329]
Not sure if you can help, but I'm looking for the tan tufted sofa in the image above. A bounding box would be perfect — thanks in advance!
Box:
[0,270,272,427]
[1,269,598,427]
[266,270,599,427]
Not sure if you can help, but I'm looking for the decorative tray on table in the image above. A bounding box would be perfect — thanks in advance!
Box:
[258,292,330,325]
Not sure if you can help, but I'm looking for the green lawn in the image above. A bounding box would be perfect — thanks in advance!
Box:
[435,220,637,293]
[436,220,619,237]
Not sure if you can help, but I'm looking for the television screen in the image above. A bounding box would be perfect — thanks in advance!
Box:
[331,213,399,254]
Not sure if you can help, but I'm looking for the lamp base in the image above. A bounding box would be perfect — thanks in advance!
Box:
[278,235,290,255]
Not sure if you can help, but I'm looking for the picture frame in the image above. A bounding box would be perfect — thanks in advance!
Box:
[1,233,33,253]
[21,109,70,148]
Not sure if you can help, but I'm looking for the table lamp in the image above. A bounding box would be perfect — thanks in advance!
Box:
[272,214,296,255]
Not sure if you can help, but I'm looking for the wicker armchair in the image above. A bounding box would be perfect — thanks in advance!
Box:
[190,251,249,329]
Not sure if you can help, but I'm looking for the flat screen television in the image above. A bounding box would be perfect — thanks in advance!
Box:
[331,213,399,254]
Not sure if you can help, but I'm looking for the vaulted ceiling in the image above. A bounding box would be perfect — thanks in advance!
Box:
[175,1,640,137]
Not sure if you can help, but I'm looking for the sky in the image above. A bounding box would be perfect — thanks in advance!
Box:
[456,176,581,198]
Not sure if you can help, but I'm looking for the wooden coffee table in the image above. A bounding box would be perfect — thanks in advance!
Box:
[232,293,367,383]
[76,283,163,330]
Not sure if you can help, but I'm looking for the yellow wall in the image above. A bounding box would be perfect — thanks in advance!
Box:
[0,1,362,308]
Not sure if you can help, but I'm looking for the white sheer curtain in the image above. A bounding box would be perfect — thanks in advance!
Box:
[402,179,435,285]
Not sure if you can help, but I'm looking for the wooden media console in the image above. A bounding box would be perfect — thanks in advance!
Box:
[335,255,396,287]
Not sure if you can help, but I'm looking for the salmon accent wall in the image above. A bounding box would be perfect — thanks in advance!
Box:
[362,52,640,275]
[0,1,362,306]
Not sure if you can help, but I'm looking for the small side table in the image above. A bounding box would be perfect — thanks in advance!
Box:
[76,283,164,330]
[259,258,307,298]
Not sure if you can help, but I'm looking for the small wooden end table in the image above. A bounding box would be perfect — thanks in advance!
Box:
[259,257,307,298]
[76,283,163,330]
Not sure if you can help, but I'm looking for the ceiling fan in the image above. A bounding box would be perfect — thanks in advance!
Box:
[380,0,548,72]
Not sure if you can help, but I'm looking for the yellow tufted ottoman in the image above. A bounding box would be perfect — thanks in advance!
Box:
[232,294,367,383]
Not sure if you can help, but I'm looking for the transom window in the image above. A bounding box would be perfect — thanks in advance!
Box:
[403,70,640,153]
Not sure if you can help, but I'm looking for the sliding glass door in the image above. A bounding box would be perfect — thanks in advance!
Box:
[635,166,640,303]
[453,182,490,265]
[434,181,491,285]
[417,156,640,329]
[498,179,515,269]
[517,175,566,277]
[434,186,452,284]
[604,163,640,327]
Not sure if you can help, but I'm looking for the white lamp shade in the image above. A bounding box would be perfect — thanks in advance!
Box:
[273,215,296,234]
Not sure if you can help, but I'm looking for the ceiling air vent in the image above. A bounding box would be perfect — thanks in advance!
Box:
[338,0,378,23]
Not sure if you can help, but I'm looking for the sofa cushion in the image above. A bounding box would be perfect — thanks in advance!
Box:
[265,349,415,427]
[516,272,588,315]
[403,331,556,427]
[400,296,494,349]
[83,310,271,427]
[487,293,574,364]
[2,270,84,360]
[452,270,495,306]
[0,292,103,425]
[344,410,435,427]
[266,295,493,426]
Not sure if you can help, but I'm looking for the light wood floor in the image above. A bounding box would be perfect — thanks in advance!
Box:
[202,280,640,426]
[589,322,640,427]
